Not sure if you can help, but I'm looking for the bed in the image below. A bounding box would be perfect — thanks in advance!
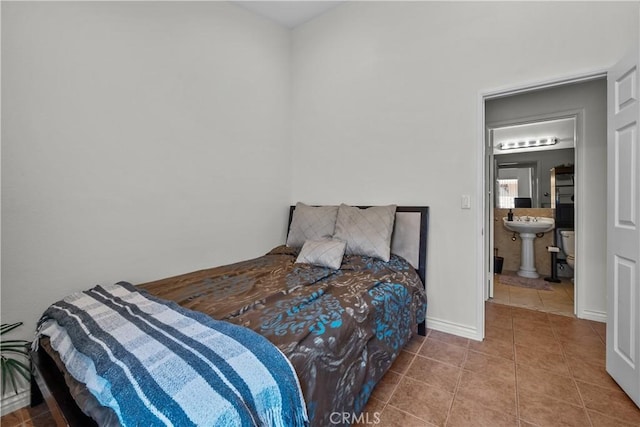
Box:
[30,204,429,426]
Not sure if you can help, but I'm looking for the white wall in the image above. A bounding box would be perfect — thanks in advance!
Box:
[1,2,291,341]
[291,2,639,338]
[487,79,608,321]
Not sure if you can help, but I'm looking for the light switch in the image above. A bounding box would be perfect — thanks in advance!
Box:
[461,195,471,209]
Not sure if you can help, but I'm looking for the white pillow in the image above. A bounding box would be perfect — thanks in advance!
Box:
[333,204,397,262]
[295,238,347,270]
[286,203,339,248]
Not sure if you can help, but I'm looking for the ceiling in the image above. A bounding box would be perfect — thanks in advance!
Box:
[233,1,345,28]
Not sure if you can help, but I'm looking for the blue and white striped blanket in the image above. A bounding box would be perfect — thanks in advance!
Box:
[36,282,308,427]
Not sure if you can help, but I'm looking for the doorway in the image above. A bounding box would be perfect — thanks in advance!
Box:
[488,115,576,316]
[481,76,608,324]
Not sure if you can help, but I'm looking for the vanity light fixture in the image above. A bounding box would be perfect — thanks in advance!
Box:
[498,137,558,151]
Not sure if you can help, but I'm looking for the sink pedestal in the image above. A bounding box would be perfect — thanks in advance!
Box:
[517,232,540,278]
[502,217,554,279]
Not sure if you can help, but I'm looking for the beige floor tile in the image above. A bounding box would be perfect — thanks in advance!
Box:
[0,410,24,427]
[22,410,56,427]
[446,396,518,427]
[463,350,516,383]
[561,340,606,366]
[456,370,517,416]
[405,354,461,393]
[587,409,640,427]
[388,376,453,426]
[551,321,603,343]
[509,293,544,309]
[589,321,606,341]
[389,350,416,374]
[485,301,512,316]
[566,357,620,390]
[418,338,468,367]
[484,325,514,343]
[511,317,554,336]
[404,334,426,354]
[427,330,470,349]
[516,364,582,406]
[514,343,571,377]
[354,397,386,427]
[511,307,549,322]
[518,389,590,427]
[513,328,563,353]
[376,405,430,427]
[494,282,575,316]
[468,336,515,360]
[576,380,640,424]
[485,311,514,331]
[371,370,402,403]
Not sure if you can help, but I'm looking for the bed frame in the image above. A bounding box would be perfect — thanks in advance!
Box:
[32,205,429,425]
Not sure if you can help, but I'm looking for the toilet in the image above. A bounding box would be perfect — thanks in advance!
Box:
[560,230,575,270]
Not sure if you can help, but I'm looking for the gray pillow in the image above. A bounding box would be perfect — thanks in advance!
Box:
[296,238,346,270]
[333,204,397,262]
[286,203,339,248]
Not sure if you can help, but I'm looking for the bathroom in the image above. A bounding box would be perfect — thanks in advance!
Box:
[490,120,575,315]
[484,78,607,318]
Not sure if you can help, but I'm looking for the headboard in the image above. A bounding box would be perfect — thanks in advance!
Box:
[287,205,429,285]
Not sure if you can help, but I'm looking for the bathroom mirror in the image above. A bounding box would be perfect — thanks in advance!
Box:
[492,117,576,209]
[495,162,537,208]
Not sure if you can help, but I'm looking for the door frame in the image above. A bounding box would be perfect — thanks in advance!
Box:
[477,70,607,338]
[486,111,580,297]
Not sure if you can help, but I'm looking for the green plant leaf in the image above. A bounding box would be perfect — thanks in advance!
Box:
[1,322,24,335]
[1,322,31,396]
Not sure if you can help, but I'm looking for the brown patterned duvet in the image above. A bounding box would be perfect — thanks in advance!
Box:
[138,245,427,426]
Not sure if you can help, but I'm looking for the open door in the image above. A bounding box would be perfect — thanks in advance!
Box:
[485,128,495,301]
[607,42,640,407]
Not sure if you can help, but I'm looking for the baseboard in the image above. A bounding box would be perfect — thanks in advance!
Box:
[0,388,30,417]
[426,316,482,341]
[579,309,607,323]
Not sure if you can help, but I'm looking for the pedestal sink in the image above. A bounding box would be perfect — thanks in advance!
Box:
[503,216,555,278]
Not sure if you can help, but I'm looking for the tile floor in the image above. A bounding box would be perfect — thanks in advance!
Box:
[3,302,640,427]
[492,272,575,317]
[0,399,54,427]
[356,302,640,426]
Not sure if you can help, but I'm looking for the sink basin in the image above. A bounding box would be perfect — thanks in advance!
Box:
[502,216,555,279]
[503,217,555,234]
